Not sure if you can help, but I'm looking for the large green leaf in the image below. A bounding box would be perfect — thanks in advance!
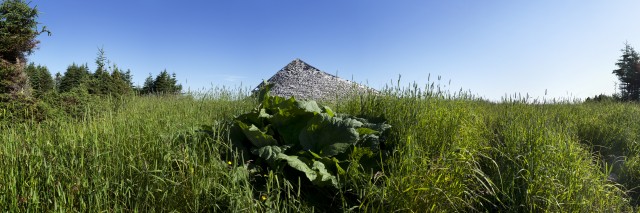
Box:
[252,146,338,188]
[237,121,278,148]
[258,108,272,119]
[257,80,273,103]
[266,97,317,146]
[228,123,252,160]
[251,145,287,165]
[293,99,322,114]
[322,106,335,117]
[271,108,313,146]
[299,113,361,157]
[272,97,322,114]
[310,160,338,187]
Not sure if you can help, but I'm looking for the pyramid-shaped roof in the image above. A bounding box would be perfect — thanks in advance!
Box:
[255,59,375,100]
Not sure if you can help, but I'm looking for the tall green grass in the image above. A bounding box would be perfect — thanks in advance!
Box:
[1,84,640,212]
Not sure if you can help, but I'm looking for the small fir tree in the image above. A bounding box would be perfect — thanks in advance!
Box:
[59,63,90,93]
[25,62,53,97]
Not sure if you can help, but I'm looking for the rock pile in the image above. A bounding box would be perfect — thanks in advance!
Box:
[254,59,376,101]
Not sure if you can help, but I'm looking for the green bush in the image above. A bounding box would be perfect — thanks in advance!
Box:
[184,84,393,211]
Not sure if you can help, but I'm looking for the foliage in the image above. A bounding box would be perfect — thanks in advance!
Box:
[2,85,640,212]
[229,83,391,189]
[52,86,107,119]
[0,0,47,64]
[108,65,133,95]
[141,73,154,93]
[0,91,259,212]
[57,49,134,97]
[0,0,48,100]
[0,92,43,121]
[86,48,133,96]
[140,70,182,95]
[25,62,53,97]
[0,59,30,95]
[58,63,90,93]
[613,42,640,101]
[584,93,620,103]
[0,61,45,122]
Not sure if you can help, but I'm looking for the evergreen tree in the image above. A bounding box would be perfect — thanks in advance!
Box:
[0,0,48,98]
[88,48,111,95]
[140,70,182,95]
[0,0,48,121]
[54,72,61,91]
[171,73,182,92]
[109,64,132,96]
[25,62,53,97]
[123,69,134,88]
[95,47,107,74]
[59,63,90,93]
[0,0,47,63]
[153,69,182,94]
[613,42,640,101]
[141,73,154,94]
[85,48,133,96]
[153,70,172,93]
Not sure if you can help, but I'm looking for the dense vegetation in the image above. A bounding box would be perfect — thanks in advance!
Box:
[2,86,640,212]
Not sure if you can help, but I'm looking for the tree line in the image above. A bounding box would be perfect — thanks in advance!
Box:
[0,0,183,122]
[27,47,184,97]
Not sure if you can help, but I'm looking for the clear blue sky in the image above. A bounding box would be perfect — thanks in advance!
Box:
[26,0,640,100]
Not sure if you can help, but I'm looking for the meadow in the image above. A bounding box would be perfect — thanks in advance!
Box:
[1,84,640,212]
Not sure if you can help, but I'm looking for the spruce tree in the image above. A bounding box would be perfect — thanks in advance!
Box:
[88,47,112,95]
[153,70,172,94]
[142,73,154,94]
[140,71,182,95]
[25,62,53,97]
[0,0,48,121]
[0,0,47,97]
[109,64,132,96]
[613,42,640,101]
[59,63,90,93]
[152,70,182,94]
[54,72,61,91]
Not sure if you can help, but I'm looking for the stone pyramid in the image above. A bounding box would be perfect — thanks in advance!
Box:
[255,59,374,100]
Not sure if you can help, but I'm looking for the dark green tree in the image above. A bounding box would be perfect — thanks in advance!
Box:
[140,70,182,95]
[0,0,47,63]
[95,47,107,74]
[123,69,133,88]
[613,42,640,101]
[54,72,61,91]
[141,73,154,94]
[108,64,132,96]
[86,48,133,96]
[0,0,47,97]
[25,62,53,97]
[59,63,90,93]
[0,0,49,121]
[88,47,111,95]
[153,69,182,94]
[153,70,172,93]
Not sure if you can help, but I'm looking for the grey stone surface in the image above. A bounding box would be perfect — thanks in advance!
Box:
[254,59,376,101]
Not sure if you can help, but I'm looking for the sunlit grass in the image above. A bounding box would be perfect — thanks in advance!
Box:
[1,83,640,211]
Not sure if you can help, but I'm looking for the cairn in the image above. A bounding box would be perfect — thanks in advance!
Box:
[254,59,376,101]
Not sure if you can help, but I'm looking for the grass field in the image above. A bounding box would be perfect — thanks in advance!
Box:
[2,85,640,212]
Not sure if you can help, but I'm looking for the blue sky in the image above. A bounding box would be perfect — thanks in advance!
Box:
[26,0,640,100]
